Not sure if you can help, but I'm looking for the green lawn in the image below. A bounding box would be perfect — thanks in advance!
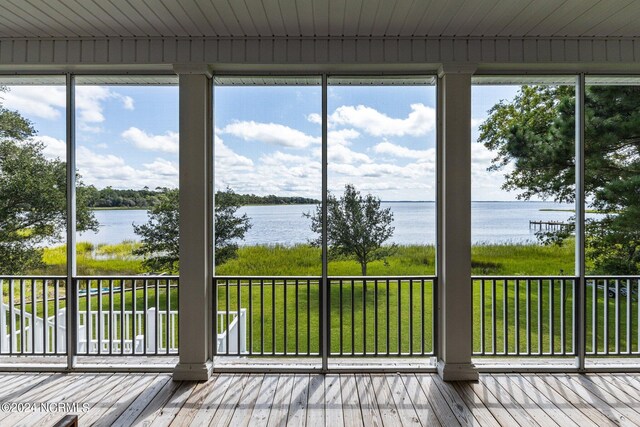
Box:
[216,278,434,355]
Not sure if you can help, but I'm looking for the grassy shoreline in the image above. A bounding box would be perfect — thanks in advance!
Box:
[35,241,575,276]
[90,207,149,211]
[539,208,606,214]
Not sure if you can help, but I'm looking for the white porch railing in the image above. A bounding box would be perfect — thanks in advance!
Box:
[3,301,247,356]
[1,304,181,354]
[76,308,179,354]
[216,309,247,355]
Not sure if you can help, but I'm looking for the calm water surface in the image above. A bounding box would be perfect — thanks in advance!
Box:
[77,202,595,246]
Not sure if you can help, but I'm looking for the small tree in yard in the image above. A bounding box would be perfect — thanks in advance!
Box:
[306,184,395,276]
[133,189,179,273]
[133,187,251,273]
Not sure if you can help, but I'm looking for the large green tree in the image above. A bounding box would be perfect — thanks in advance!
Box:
[306,184,395,276]
[0,86,97,274]
[480,84,640,274]
[133,188,251,272]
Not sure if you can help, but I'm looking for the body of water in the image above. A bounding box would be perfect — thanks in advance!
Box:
[77,202,598,246]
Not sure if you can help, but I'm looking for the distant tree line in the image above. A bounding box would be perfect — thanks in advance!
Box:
[83,186,166,208]
[218,192,319,206]
[84,186,320,209]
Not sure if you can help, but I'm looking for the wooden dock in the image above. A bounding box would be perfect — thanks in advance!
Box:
[529,220,569,231]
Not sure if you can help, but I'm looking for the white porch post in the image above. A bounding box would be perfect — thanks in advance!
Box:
[66,73,77,369]
[173,65,213,381]
[437,65,479,381]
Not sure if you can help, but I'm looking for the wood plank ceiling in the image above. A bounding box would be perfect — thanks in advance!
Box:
[0,0,638,39]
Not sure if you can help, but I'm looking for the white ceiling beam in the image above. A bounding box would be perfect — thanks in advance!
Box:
[0,36,639,71]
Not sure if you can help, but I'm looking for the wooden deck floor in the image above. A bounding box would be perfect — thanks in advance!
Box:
[1,372,640,426]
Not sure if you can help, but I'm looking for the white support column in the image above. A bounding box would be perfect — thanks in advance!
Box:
[66,73,77,370]
[173,64,213,381]
[575,74,586,371]
[437,64,479,381]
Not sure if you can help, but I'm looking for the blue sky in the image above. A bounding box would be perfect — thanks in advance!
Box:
[1,83,179,190]
[2,79,526,201]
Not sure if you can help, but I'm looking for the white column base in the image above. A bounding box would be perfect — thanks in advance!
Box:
[437,360,479,381]
[173,361,213,381]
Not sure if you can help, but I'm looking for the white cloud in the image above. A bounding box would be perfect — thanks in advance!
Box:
[142,158,179,177]
[471,117,487,142]
[76,86,115,124]
[78,123,103,133]
[215,120,439,199]
[328,160,436,200]
[76,146,131,185]
[214,110,439,198]
[373,141,433,160]
[471,142,516,200]
[471,142,496,164]
[212,135,440,200]
[75,146,178,189]
[329,144,372,164]
[218,163,319,197]
[328,129,360,146]
[37,133,508,200]
[35,135,66,160]
[330,162,417,179]
[1,85,135,132]
[121,96,135,110]
[214,134,256,191]
[261,151,312,165]
[121,127,179,153]
[215,134,253,169]
[329,103,435,137]
[222,121,320,149]
[260,152,321,180]
[307,113,321,124]
[1,86,65,120]
[215,141,321,197]
[12,135,181,189]
[471,117,486,128]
